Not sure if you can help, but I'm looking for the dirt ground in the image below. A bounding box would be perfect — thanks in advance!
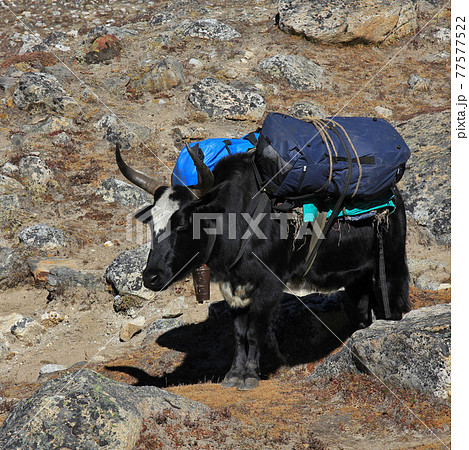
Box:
[0,0,451,447]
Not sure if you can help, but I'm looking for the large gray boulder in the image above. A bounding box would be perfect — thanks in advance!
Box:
[179,18,241,41]
[188,77,265,120]
[309,304,451,399]
[277,0,418,45]
[18,224,66,251]
[0,175,26,216]
[96,114,153,150]
[258,54,324,90]
[134,57,185,93]
[104,244,154,300]
[0,247,29,289]
[13,72,79,115]
[47,266,102,290]
[0,369,210,449]
[96,177,153,208]
[396,110,450,244]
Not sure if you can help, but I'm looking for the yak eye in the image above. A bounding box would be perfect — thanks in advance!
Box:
[175,214,192,232]
[176,221,188,232]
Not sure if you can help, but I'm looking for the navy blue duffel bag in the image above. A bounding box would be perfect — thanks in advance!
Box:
[255,113,410,201]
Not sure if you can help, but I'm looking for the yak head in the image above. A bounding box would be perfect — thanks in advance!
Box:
[115,144,218,291]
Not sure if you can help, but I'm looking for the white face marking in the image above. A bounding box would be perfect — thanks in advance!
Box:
[151,188,180,237]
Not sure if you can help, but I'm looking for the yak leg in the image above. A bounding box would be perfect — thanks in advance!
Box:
[221,308,249,388]
[344,276,374,329]
[237,289,282,391]
[222,282,282,390]
[222,305,276,390]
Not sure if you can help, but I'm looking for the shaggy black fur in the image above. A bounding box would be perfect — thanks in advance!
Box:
[142,153,410,390]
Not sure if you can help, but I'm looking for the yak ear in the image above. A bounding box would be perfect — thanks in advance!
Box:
[190,180,238,215]
[186,144,214,198]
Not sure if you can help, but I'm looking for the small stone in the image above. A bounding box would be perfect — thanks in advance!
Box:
[28,257,82,282]
[103,74,130,93]
[96,113,118,130]
[433,27,450,42]
[162,296,187,319]
[88,25,139,39]
[52,132,72,148]
[0,174,25,195]
[373,106,393,119]
[22,116,78,134]
[289,101,327,120]
[17,33,44,54]
[40,311,64,326]
[244,50,255,60]
[10,133,26,147]
[119,316,145,342]
[11,317,44,343]
[1,162,19,175]
[0,333,10,359]
[0,313,24,335]
[0,76,18,90]
[18,156,52,185]
[172,126,207,143]
[0,193,20,213]
[113,294,144,316]
[148,12,175,26]
[414,272,449,291]
[85,35,122,64]
[145,318,185,339]
[38,364,67,376]
[224,68,238,79]
[188,58,203,68]
[407,74,430,92]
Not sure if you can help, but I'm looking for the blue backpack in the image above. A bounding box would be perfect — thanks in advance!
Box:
[255,113,410,201]
[172,133,258,187]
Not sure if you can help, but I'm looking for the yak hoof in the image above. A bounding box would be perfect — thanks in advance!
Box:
[237,376,260,391]
[221,376,241,388]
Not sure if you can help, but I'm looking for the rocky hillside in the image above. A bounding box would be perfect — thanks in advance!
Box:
[0,0,450,448]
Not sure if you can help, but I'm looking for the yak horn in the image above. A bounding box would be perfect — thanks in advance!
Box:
[115,143,160,196]
[186,144,214,198]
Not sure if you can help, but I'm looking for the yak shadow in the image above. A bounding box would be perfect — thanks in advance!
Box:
[106,292,356,388]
